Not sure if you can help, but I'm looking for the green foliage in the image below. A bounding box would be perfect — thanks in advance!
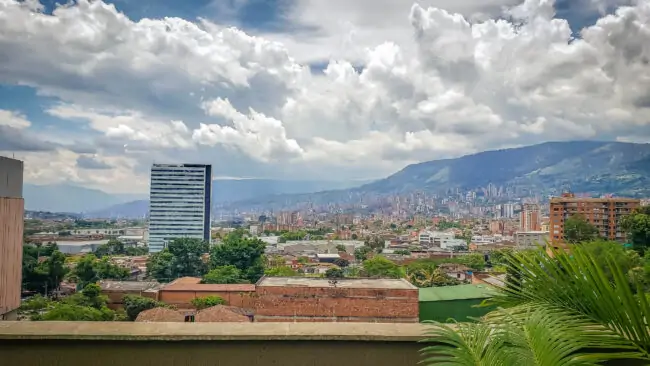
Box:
[36,283,114,321]
[264,266,297,277]
[20,294,51,311]
[394,249,411,256]
[333,258,349,268]
[621,206,650,254]
[335,244,346,252]
[22,246,69,294]
[354,246,373,261]
[421,243,650,365]
[72,254,129,287]
[436,220,462,230]
[363,235,385,251]
[297,256,309,264]
[325,268,344,279]
[35,303,114,321]
[123,295,167,321]
[146,238,209,282]
[95,239,148,257]
[407,267,461,288]
[202,265,250,284]
[210,233,266,283]
[362,256,403,278]
[563,214,599,243]
[191,295,226,310]
[489,248,514,267]
[456,253,486,271]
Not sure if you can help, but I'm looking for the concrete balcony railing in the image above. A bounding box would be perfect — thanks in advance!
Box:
[0,322,425,366]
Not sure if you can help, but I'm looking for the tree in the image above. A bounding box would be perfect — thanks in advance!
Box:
[94,257,130,280]
[202,265,250,284]
[335,244,346,252]
[73,254,99,287]
[191,295,226,310]
[333,258,349,268]
[351,233,358,240]
[23,249,69,295]
[35,283,115,321]
[325,268,344,279]
[621,206,650,254]
[264,266,297,277]
[210,233,266,283]
[123,295,167,321]
[354,246,373,262]
[456,253,486,271]
[394,249,411,256]
[489,248,514,267]
[146,238,209,282]
[364,235,385,251]
[421,244,650,365]
[362,256,403,278]
[407,267,460,288]
[563,214,599,243]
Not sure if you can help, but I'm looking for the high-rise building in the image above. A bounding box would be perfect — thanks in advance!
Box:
[148,164,212,253]
[0,156,24,320]
[520,203,541,231]
[549,193,640,243]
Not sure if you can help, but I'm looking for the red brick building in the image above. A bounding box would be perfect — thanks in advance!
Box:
[253,277,418,323]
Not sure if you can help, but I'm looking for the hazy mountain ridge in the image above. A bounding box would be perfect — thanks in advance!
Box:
[225,141,650,210]
[25,179,371,217]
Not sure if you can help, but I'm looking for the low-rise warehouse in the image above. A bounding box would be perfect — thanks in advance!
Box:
[418,284,496,322]
[254,277,419,323]
[158,277,256,309]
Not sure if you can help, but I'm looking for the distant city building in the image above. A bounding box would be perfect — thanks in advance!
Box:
[549,193,640,243]
[148,164,212,253]
[514,231,549,248]
[520,203,541,231]
[0,156,24,320]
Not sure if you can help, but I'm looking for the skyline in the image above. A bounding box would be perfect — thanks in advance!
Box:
[0,0,649,194]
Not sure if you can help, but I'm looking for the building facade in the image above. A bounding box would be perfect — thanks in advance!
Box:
[253,277,419,323]
[514,231,549,248]
[148,164,212,253]
[0,157,24,320]
[520,203,541,231]
[549,193,640,243]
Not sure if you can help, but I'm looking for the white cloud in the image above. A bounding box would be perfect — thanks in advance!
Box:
[0,110,31,129]
[0,0,649,192]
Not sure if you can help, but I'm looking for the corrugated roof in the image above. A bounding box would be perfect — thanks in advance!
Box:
[418,284,496,302]
[161,277,255,292]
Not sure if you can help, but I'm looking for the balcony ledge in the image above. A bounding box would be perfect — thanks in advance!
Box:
[0,321,426,342]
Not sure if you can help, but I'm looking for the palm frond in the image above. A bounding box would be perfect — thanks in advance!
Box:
[420,321,511,366]
[488,246,650,358]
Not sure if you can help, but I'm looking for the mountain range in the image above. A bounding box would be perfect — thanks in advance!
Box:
[24,141,650,217]
[224,141,650,210]
[23,179,371,216]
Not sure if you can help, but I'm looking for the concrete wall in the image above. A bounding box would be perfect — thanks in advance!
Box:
[0,156,23,198]
[254,286,418,322]
[0,322,424,366]
[0,197,24,318]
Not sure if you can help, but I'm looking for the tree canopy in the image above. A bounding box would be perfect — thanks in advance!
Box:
[563,214,599,243]
[201,265,250,284]
[362,256,403,278]
[210,233,266,283]
[621,206,650,254]
[146,238,209,282]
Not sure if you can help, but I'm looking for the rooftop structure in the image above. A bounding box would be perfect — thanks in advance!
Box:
[256,277,416,290]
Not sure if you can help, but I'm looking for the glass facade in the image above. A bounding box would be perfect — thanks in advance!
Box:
[148,164,212,253]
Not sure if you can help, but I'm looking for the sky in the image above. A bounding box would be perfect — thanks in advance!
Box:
[0,0,648,194]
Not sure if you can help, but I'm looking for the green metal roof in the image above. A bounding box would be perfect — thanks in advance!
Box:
[419,284,496,302]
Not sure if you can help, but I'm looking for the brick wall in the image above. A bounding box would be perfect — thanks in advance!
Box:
[158,290,255,309]
[254,286,418,323]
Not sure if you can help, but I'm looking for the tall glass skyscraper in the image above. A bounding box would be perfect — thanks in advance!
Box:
[148,164,212,253]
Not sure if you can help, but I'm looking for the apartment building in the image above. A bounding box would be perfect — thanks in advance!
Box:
[0,156,24,320]
[520,203,541,231]
[514,231,549,248]
[549,193,640,243]
[148,164,212,253]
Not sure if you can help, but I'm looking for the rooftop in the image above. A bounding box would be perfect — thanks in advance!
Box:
[99,280,161,292]
[162,277,256,292]
[257,277,417,290]
[0,321,425,341]
[418,284,496,302]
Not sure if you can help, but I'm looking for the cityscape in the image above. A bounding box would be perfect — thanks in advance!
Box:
[2,0,650,365]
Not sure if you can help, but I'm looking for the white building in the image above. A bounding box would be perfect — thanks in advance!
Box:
[148,164,212,253]
[419,231,465,249]
[514,231,549,248]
